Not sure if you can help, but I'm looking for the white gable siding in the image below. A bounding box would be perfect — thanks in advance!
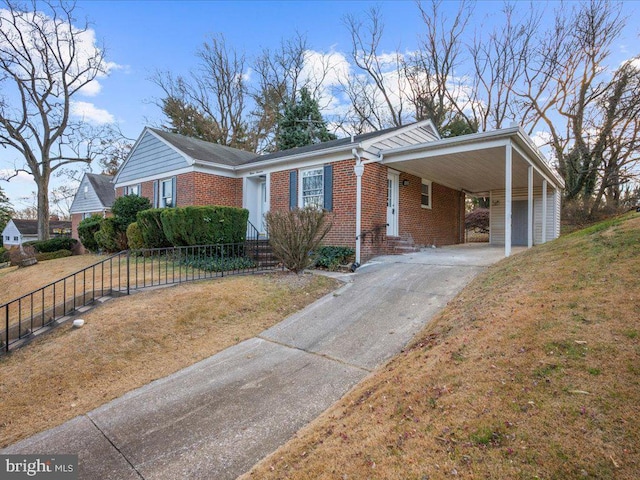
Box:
[370,126,439,151]
[69,176,107,214]
[117,131,190,184]
[2,220,21,247]
[489,187,560,245]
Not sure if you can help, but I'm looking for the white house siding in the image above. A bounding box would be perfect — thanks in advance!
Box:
[69,176,106,214]
[117,131,189,184]
[489,187,560,246]
[2,220,21,247]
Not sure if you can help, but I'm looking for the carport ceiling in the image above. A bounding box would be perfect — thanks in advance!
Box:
[384,146,541,194]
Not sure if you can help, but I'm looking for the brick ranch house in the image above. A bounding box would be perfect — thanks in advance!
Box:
[104,120,563,264]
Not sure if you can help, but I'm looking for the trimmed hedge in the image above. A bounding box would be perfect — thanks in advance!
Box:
[25,236,77,253]
[136,208,171,248]
[160,206,249,246]
[95,217,127,253]
[35,249,72,261]
[126,222,144,249]
[111,194,152,230]
[77,215,102,252]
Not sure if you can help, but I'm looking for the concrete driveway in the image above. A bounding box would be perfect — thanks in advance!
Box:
[3,244,508,479]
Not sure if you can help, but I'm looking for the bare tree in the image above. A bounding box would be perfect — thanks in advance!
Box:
[0,0,109,240]
[251,33,333,152]
[516,0,635,213]
[153,34,251,149]
[343,6,408,130]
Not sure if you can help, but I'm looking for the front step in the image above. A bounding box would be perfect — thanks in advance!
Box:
[386,236,421,254]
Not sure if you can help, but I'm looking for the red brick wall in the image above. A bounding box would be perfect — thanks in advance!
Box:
[270,170,290,211]
[360,162,390,260]
[117,172,242,208]
[398,172,464,247]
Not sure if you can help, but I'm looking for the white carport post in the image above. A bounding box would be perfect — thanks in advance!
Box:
[528,165,534,248]
[505,143,512,257]
[354,157,364,265]
[542,179,548,243]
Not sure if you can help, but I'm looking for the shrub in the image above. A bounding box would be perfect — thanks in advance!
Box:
[9,245,37,266]
[26,236,77,253]
[0,247,8,263]
[111,194,152,231]
[126,222,145,249]
[465,208,490,234]
[77,215,103,252]
[35,249,72,261]
[137,209,171,248]
[181,254,256,272]
[95,217,127,253]
[313,246,355,270]
[265,207,332,274]
[161,206,249,246]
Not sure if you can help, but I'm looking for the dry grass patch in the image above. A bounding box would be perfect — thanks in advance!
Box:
[0,254,104,305]
[0,272,339,448]
[243,213,640,480]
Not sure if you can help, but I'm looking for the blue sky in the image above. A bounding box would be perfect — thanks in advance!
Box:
[1,0,638,213]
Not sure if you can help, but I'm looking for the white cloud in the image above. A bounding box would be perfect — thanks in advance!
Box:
[70,101,115,124]
[0,169,33,183]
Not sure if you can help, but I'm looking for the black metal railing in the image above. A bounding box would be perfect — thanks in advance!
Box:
[1,232,277,353]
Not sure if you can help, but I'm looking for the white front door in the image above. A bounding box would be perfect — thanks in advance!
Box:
[387,172,399,236]
[258,180,268,234]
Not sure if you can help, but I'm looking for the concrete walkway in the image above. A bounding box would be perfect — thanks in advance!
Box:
[3,244,508,479]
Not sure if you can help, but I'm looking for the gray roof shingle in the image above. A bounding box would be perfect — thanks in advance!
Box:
[11,219,72,236]
[86,173,115,208]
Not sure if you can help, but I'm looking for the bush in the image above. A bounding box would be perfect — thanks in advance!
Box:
[111,194,152,231]
[313,246,355,270]
[161,206,249,246]
[137,209,171,248]
[181,254,256,272]
[25,236,77,253]
[9,245,36,266]
[35,249,72,261]
[126,222,145,249]
[265,207,332,274]
[465,208,490,234]
[77,215,103,252]
[0,247,8,263]
[95,217,127,253]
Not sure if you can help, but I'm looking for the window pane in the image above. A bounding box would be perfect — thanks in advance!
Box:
[302,168,323,208]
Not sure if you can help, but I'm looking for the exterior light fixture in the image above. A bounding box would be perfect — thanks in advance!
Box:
[401,179,410,186]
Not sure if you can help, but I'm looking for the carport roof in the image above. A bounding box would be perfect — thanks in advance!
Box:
[379,127,564,195]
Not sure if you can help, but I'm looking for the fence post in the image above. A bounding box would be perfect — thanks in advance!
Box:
[126,251,131,296]
[4,306,8,353]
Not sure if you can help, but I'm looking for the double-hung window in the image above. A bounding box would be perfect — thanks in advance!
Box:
[301,167,324,209]
[125,184,140,196]
[421,179,432,209]
[160,178,174,207]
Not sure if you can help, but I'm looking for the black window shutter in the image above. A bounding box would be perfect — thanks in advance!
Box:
[323,164,333,211]
[153,180,158,208]
[289,170,297,210]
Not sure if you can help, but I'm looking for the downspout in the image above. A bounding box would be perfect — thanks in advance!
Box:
[353,148,364,267]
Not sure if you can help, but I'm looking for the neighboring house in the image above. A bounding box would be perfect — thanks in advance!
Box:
[113,121,564,263]
[69,173,115,242]
[2,219,72,248]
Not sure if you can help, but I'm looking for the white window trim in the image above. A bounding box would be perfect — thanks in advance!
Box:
[125,184,141,196]
[421,179,432,209]
[160,178,174,208]
[298,166,324,209]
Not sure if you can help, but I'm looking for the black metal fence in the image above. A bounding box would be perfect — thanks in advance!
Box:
[1,238,278,354]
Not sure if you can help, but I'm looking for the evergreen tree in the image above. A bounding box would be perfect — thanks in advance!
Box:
[276,88,336,150]
[0,187,15,247]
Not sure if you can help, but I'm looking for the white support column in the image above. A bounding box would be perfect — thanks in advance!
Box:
[528,165,534,248]
[354,159,365,265]
[542,179,548,243]
[505,143,512,257]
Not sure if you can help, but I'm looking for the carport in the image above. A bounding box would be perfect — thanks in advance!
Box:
[379,126,564,256]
